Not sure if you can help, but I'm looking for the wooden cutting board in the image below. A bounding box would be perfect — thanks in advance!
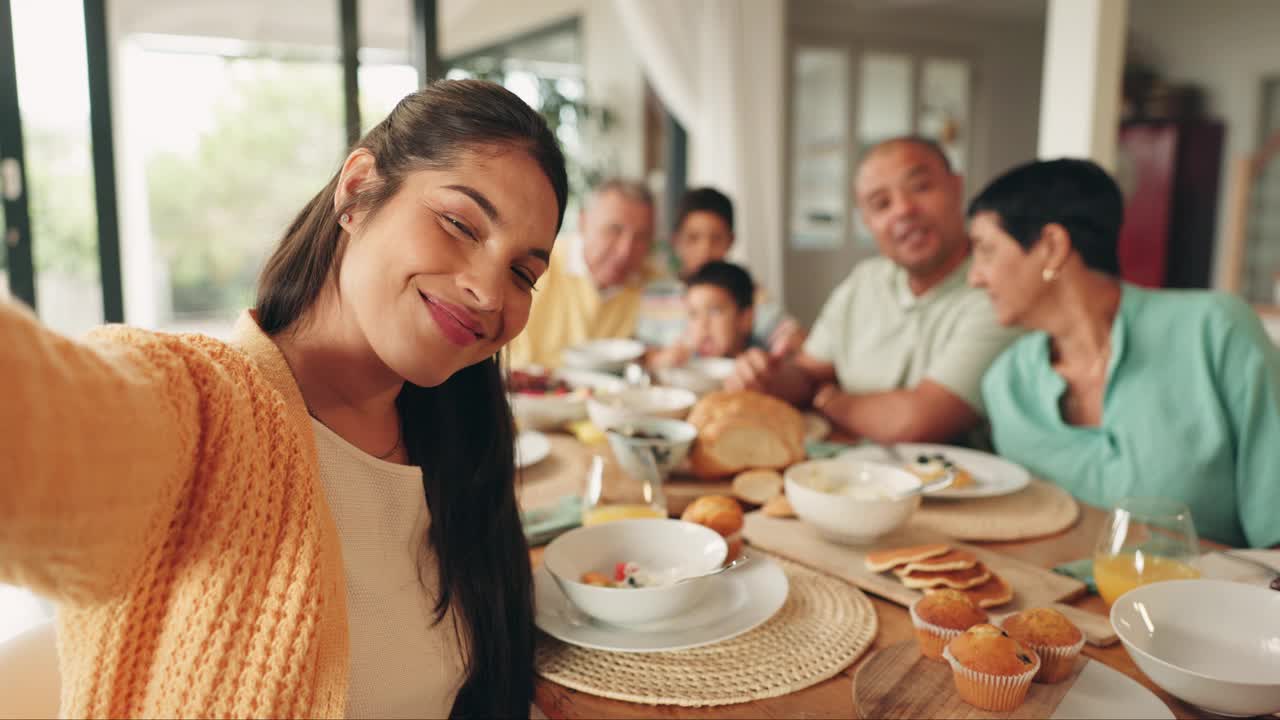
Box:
[853,641,1086,719]
[743,512,1117,646]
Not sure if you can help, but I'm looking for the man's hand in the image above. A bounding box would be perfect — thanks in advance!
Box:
[647,343,692,370]
[812,382,842,412]
[815,380,981,444]
[767,318,807,359]
[726,347,775,392]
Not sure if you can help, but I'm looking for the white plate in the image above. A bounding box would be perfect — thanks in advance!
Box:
[1049,659,1174,719]
[561,338,646,373]
[1200,549,1280,587]
[515,430,551,469]
[554,368,627,392]
[837,443,1031,499]
[534,554,789,652]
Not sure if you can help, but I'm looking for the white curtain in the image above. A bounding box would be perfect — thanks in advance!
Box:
[614,0,786,299]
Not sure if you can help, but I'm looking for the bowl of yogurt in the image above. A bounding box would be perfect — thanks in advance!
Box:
[784,458,923,544]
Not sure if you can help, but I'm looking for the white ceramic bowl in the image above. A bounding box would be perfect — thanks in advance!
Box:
[509,369,625,430]
[1110,579,1280,716]
[783,458,923,544]
[560,338,646,373]
[586,386,698,430]
[543,518,728,626]
[604,417,698,482]
[654,357,737,395]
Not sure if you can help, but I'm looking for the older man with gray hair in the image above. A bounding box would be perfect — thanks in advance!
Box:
[506,178,657,369]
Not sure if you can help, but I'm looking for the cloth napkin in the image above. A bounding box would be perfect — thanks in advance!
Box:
[522,495,583,546]
[805,440,856,460]
[1052,550,1280,595]
[1052,557,1098,594]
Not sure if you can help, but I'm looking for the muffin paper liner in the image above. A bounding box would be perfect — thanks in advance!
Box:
[1024,633,1086,683]
[942,645,1041,711]
[909,599,972,660]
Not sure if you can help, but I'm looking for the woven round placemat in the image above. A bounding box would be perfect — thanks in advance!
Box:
[534,555,877,707]
[913,478,1079,541]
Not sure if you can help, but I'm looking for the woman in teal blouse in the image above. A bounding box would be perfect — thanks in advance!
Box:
[966,158,1280,548]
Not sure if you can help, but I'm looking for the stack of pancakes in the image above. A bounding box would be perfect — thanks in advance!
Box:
[865,544,1014,608]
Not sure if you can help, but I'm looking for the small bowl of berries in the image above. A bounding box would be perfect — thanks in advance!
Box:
[508,367,625,430]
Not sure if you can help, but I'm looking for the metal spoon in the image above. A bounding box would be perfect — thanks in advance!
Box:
[675,554,751,584]
[891,470,956,500]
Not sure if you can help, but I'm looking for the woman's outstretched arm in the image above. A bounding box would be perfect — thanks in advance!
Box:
[0,301,201,604]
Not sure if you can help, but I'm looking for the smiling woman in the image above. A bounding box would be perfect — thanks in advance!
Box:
[0,80,568,719]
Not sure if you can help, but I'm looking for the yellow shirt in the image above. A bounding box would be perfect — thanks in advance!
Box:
[506,235,651,368]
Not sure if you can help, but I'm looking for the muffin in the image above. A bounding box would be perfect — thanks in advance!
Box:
[909,588,988,660]
[943,624,1041,711]
[1000,607,1085,683]
[681,495,746,560]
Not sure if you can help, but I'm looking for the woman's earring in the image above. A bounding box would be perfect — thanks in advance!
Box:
[339,212,351,226]
[1042,267,1057,283]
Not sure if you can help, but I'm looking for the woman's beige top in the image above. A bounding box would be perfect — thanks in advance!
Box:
[312,419,467,719]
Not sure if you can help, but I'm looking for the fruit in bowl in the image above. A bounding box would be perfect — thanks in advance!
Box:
[507,368,624,430]
[784,458,923,544]
[543,518,728,626]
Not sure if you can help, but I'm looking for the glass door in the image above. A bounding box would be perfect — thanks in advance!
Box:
[3,0,105,336]
[0,0,31,307]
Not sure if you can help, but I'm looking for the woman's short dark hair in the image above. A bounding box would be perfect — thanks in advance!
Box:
[675,187,734,233]
[966,158,1124,275]
[686,260,755,310]
[256,79,567,719]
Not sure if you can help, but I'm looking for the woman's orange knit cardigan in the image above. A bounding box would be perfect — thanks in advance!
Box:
[0,302,351,718]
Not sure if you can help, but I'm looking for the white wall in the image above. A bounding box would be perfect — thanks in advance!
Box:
[444,0,647,180]
[1037,0,1127,171]
[784,0,1045,323]
[1128,0,1280,288]
[789,0,1045,201]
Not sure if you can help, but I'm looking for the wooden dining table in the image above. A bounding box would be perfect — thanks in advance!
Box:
[529,488,1224,719]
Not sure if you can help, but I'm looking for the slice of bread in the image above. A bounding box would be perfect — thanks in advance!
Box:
[762,494,795,518]
[732,469,784,505]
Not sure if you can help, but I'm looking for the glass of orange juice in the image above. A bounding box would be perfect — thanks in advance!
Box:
[580,453,667,527]
[1094,496,1201,606]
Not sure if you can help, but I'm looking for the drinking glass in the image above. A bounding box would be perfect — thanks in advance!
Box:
[580,453,667,526]
[1094,496,1201,606]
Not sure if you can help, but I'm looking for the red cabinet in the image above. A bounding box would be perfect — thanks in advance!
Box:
[1116,122,1224,288]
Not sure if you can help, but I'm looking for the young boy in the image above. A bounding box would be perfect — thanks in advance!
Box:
[650,261,758,368]
[635,187,805,356]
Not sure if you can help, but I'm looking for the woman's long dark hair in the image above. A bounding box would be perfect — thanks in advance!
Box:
[255,79,568,718]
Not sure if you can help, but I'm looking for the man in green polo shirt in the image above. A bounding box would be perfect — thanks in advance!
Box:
[729,137,1021,444]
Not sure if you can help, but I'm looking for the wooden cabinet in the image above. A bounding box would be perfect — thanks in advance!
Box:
[1116,121,1224,288]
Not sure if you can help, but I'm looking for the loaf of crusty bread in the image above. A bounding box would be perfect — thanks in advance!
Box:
[687,391,806,479]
